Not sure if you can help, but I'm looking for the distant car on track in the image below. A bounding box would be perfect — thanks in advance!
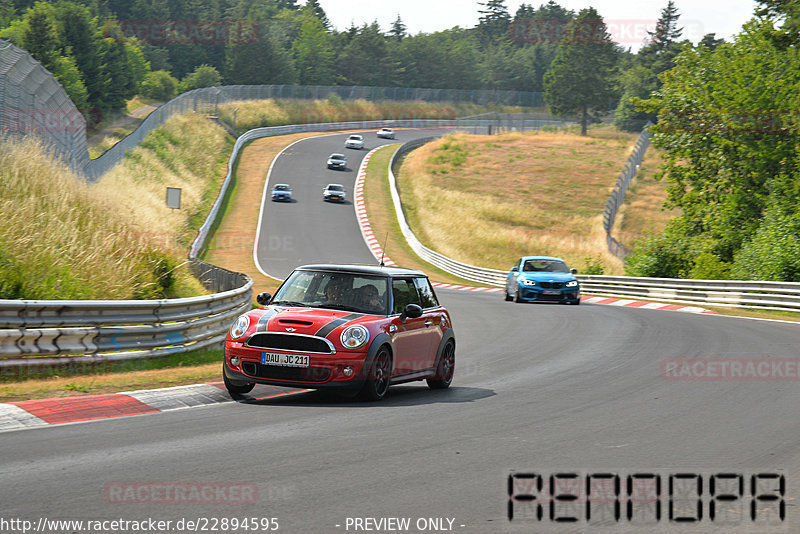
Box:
[271,183,293,202]
[345,134,364,149]
[505,256,581,305]
[223,264,456,401]
[327,153,347,170]
[323,183,346,202]
[376,128,395,139]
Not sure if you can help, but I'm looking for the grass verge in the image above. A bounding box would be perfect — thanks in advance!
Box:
[0,347,223,402]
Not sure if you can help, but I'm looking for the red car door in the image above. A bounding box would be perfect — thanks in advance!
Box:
[389,278,430,374]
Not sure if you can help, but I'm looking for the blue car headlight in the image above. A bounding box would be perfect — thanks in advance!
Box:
[521,279,537,286]
[566,280,578,288]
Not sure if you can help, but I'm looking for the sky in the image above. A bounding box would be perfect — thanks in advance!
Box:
[316,0,759,49]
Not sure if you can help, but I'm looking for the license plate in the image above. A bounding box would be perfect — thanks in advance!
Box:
[261,352,309,367]
[542,290,561,295]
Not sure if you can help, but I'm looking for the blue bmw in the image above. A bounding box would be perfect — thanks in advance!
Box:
[505,256,581,305]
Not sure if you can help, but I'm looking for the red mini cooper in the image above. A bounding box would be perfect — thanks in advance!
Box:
[223,264,455,401]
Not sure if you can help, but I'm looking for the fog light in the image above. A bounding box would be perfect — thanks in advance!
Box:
[342,366,353,377]
[230,356,240,367]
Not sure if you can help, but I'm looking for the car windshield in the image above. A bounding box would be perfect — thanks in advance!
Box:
[523,259,569,273]
[328,185,344,191]
[330,154,344,160]
[273,270,389,315]
[274,185,289,191]
[349,135,362,140]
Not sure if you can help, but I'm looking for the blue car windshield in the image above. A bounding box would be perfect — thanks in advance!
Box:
[523,260,569,273]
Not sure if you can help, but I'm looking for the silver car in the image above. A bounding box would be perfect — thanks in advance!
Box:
[323,184,346,203]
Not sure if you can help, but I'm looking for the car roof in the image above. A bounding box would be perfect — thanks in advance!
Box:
[329,153,345,158]
[348,134,363,138]
[520,256,566,262]
[295,264,427,278]
[325,183,344,187]
[273,183,290,188]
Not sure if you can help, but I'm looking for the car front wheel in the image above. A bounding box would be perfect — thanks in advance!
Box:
[427,340,455,390]
[504,289,513,301]
[359,347,392,401]
[223,365,255,396]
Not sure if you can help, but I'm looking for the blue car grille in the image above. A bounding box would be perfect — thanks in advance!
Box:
[539,282,564,289]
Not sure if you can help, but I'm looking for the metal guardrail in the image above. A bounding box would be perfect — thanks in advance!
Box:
[579,276,800,312]
[385,138,800,314]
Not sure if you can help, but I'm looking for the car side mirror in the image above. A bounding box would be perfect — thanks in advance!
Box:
[400,303,423,321]
[510,266,519,272]
[570,268,578,274]
[256,292,271,306]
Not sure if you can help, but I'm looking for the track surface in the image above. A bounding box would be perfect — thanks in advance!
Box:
[2,131,799,533]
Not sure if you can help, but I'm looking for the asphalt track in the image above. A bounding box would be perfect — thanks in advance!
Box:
[2,130,800,533]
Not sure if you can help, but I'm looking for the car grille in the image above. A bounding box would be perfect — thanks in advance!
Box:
[245,333,334,354]
[539,282,564,289]
[242,362,332,383]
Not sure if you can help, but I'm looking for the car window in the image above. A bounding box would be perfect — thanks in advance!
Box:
[523,259,569,272]
[413,277,439,308]
[274,271,388,313]
[391,278,421,314]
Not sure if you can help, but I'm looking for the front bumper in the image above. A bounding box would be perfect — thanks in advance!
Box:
[517,286,580,303]
[224,345,368,390]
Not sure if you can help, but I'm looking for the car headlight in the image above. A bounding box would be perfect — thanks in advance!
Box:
[230,314,250,339]
[566,280,578,288]
[340,325,369,350]
[521,279,537,286]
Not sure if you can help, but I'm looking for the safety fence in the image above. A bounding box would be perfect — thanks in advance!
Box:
[0,40,89,176]
[602,123,654,259]
[87,85,547,179]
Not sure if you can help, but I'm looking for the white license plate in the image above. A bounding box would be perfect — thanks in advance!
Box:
[261,352,309,368]
[542,290,561,295]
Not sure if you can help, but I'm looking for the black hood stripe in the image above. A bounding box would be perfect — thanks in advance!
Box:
[315,313,363,338]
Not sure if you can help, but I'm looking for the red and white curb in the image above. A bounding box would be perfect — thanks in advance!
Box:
[580,296,717,314]
[0,383,301,433]
[353,147,397,267]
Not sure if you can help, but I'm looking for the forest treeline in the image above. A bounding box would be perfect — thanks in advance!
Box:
[0,0,703,131]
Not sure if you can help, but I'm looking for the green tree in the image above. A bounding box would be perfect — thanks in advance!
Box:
[304,0,330,28]
[756,0,800,47]
[224,28,297,85]
[613,64,658,131]
[20,3,59,72]
[389,15,407,41]
[178,64,221,92]
[335,22,395,86]
[478,0,511,41]
[543,7,619,135]
[291,12,334,84]
[629,21,800,278]
[140,69,178,101]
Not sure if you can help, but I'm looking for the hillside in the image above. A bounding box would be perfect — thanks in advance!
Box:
[394,126,671,275]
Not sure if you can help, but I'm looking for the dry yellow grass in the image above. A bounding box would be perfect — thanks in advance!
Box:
[613,147,678,245]
[396,126,652,274]
[94,114,231,258]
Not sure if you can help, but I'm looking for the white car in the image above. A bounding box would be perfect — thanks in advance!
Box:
[376,128,395,139]
[327,153,346,170]
[345,134,364,149]
[323,184,346,202]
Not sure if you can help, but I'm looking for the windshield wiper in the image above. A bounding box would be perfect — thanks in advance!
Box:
[272,300,308,307]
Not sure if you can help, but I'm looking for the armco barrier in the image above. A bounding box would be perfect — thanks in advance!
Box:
[0,258,252,367]
[385,138,800,313]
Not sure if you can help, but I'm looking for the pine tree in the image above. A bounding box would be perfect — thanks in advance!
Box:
[543,7,618,135]
[304,0,330,28]
[389,15,407,41]
[21,4,59,72]
[478,0,511,41]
